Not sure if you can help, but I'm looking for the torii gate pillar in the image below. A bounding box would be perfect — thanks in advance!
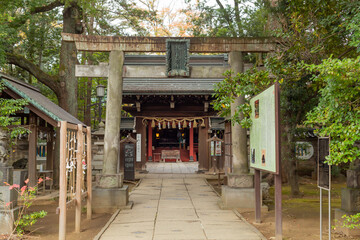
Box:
[93,50,130,213]
[221,51,256,209]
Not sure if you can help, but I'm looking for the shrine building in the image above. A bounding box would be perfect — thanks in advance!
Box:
[119,53,231,172]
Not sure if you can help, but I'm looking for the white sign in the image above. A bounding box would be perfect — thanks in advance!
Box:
[136,134,141,162]
[215,141,222,156]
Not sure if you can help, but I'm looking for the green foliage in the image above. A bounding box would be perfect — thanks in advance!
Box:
[0,82,29,140]
[305,57,360,165]
[184,0,270,38]
[16,210,47,236]
[212,67,273,128]
[342,213,360,230]
[6,178,49,237]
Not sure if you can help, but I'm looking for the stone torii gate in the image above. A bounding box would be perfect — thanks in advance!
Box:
[62,33,277,211]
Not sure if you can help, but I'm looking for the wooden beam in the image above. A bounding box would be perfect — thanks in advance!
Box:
[86,126,92,220]
[46,129,54,171]
[59,121,67,240]
[75,124,83,233]
[28,117,38,187]
[62,33,277,53]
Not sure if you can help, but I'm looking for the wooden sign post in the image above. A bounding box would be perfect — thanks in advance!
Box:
[207,134,223,174]
[249,83,282,239]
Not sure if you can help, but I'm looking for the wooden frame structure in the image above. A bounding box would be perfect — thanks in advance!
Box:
[58,121,92,240]
[0,74,92,240]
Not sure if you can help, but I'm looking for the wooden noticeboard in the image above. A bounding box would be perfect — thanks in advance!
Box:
[249,84,280,174]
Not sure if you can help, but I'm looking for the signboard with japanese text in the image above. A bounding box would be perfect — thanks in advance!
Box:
[124,143,135,181]
[249,84,280,174]
[136,134,141,162]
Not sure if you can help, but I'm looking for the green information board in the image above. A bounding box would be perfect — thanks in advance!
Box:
[249,84,280,174]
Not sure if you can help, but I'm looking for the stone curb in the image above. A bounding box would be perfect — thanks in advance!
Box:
[93,178,142,240]
[93,209,120,240]
[233,209,267,240]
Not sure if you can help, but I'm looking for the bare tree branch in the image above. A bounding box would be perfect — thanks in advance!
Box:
[337,47,356,59]
[8,1,64,29]
[215,0,237,36]
[234,0,242,34]
[30,0,64,14]
[6,53,60,96]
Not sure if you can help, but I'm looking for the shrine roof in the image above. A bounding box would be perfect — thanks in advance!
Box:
[122,78,223,95]
[0,73,84,127]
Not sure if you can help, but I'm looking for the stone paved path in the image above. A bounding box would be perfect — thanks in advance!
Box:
[98,176,265,240]
[146,162,199,174]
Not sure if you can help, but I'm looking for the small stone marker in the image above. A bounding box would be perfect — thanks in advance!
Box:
[121,135,137,181]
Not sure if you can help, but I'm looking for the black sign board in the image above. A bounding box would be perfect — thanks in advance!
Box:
[124,143,135,181]
[318,137,331,190]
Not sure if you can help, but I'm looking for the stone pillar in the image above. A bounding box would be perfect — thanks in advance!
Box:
[229,51,248,174]
[189,125,194,161]
[221,51,255,209]
[0,128,19,234]
[102,50,124,177]
[93,50,129,213]
[148,123,152,162]
[334,168,360,236]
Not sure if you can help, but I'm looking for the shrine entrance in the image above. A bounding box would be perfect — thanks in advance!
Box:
[145,117,202,163]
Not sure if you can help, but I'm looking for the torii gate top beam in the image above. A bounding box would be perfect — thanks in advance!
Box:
[62,33,277,53]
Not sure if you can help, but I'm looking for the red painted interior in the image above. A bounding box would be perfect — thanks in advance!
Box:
[189,126,194,159]
[152,147,198,162]
[148,123,153,160]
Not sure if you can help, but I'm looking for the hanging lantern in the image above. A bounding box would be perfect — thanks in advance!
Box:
[201,119,206,127]
[158,122,161,130]
[183,120,187,128]
[178,122,181,129]
[151,119,155,128]
[172,120,176,129]
[189,122,192,128]
[168,121,170,129]
[193,120,198,128]
[163,121,166,129]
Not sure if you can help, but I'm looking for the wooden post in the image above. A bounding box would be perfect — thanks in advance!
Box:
[28,115,38,187]
[86,126,92,220]
[75,124,83,233]
[189,125,194,161]
[275,83,282,240]
[255,169,261,223]
[198,118,209,170]
[59,121,67,240]
[46,129,54,171]
[148,123,152,161]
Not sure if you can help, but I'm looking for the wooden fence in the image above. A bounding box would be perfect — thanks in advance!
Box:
[58,121,92,240]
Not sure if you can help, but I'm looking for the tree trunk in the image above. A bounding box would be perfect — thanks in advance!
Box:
[283,123,300,197]
[84,17,94,126]
[59,4,81,116]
